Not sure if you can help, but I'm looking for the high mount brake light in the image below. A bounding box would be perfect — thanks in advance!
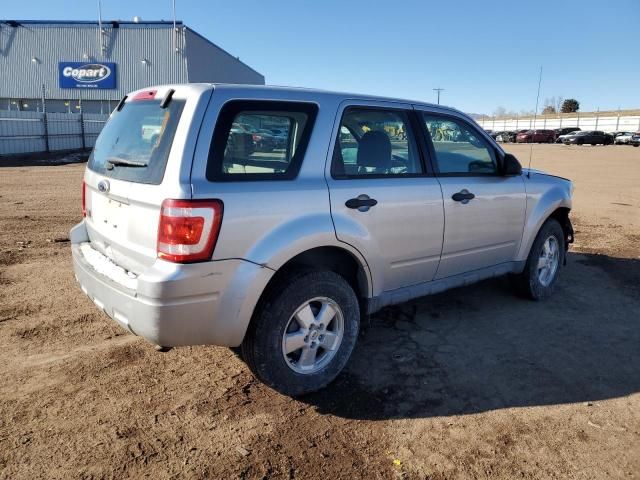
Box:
[157,199,224,263]
[131,90,157,101]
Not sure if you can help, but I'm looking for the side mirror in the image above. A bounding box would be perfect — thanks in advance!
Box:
[502,153,522,176]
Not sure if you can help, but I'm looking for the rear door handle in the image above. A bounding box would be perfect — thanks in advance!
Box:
[346,195,378,211]
[451,189,475,204]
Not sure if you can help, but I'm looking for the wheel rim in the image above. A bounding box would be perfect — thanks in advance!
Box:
[281,297,344,375]
[537,236,560,287]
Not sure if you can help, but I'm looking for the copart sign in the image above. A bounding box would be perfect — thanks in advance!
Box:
[59,62,117,89]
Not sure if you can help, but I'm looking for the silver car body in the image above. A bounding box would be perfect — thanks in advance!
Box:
[71,84,572,347]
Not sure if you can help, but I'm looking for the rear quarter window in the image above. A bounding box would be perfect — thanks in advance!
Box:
[88,99,185,185]
[207,100,318,181]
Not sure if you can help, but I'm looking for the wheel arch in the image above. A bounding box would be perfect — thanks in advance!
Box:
[260,245,372,303]
[517,179,573,262]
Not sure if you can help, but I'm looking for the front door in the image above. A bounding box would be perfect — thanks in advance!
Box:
[417,109,526,279]
[326,101,444,293]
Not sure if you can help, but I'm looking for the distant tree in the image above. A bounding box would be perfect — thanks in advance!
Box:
[493,106,507,117]
[545,96,564,113]
[553,96,565,112]
[542,105,556,115]
[561,99,580,113]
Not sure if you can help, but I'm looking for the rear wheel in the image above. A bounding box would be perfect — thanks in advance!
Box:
[513,218,565,300]
[242,271,360,396]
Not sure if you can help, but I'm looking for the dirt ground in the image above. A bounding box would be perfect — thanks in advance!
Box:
[1,144,639,479]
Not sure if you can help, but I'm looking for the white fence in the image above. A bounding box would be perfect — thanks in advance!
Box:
[475,113,640,133]
[0,111,109,156]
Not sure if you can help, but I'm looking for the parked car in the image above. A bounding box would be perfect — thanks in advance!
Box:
[255,129,278,151]
[556,130,582,144]
[613,132,636,144]
[516,129,556,143]
[554,127,580,143]
[71,84,574,395]
[562,130,613,145]
[631,132,640,147]
[495,131,517,143]
[270,128,289,148]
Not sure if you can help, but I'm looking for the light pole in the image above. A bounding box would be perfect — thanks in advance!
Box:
[433,88,444,105]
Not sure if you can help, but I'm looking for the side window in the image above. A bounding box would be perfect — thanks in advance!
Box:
[332,107,423,178]
[207,101,317,181]
[422,114,498,175]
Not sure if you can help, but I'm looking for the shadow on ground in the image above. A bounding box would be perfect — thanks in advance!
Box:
[300,252,640,419]
[0,150,89,167]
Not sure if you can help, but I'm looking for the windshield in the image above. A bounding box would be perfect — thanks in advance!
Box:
[88,99,185,184]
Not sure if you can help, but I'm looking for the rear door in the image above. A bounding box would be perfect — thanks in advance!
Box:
[326,100,444,293]
[416,108,526,279]
[83,85,211,273]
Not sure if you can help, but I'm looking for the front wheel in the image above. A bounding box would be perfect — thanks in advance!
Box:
[242,271,360,396]
[513,218,565,300]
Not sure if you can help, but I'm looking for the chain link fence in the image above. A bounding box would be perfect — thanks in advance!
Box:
[0,111,109,156]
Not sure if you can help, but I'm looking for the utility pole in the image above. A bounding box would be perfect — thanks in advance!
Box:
[433,88,444,105]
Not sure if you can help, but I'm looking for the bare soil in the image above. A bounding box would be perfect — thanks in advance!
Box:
[1,144,639,479]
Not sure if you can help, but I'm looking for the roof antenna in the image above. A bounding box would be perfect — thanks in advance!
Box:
[527,66,543,178]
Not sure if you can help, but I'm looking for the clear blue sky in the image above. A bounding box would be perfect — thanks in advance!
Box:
[3,0,639,114]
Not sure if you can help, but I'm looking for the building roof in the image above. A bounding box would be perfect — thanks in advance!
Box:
[0,19,183,27]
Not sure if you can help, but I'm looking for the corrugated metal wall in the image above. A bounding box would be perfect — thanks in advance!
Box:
[185,29,264,85]
[0,22,189,100]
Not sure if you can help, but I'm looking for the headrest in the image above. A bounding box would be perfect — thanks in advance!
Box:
[357,130,391,170]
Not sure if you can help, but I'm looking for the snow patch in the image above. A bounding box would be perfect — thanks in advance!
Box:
[80,243,138,291]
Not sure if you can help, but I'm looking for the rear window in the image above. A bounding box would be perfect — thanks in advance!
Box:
[88,99,185,184]
[207,100,318,181]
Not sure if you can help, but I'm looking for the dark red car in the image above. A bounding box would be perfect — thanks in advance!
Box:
[516,129,556,143]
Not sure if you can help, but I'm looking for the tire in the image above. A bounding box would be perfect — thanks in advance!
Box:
[241,270,360,396]
[634,144,639,147]
[513,218,565,301]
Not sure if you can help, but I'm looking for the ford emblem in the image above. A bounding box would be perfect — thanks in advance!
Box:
[98,180,110,193]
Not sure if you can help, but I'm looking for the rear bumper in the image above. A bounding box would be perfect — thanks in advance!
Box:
[70,221,274,347]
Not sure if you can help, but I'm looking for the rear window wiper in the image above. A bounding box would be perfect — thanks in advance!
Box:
[106,157,148,169]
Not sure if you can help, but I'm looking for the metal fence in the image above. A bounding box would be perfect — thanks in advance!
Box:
[475,112,640,133]
[0,111,109,156]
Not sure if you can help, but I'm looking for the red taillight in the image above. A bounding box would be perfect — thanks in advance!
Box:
[82,181,87,218]
[252,134,261,141]
[157,199,223,263]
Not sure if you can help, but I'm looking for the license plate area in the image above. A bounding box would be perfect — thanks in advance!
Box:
[92,194,129,240]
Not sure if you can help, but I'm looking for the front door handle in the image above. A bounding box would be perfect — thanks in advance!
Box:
[346,194,378,211]
[451,189,475,204]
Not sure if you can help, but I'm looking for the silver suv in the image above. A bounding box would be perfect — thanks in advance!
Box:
[71,84,574,395]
